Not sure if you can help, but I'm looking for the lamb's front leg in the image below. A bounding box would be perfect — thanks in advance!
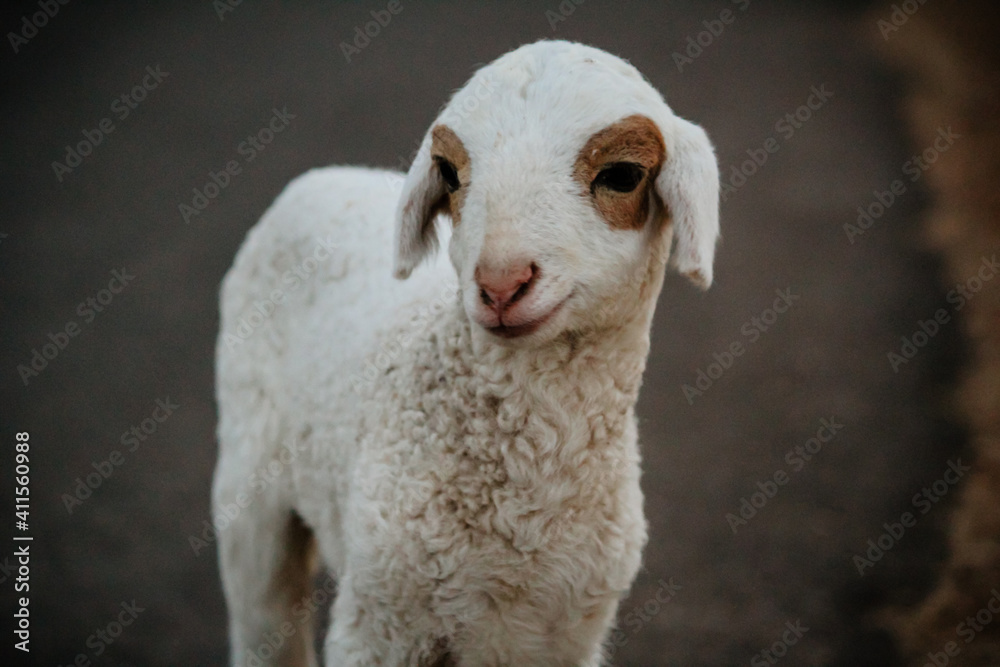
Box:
[324,570,455,667]
[582,617,617,667]
[322,578,381,666]
[215,493,318,667]
[582,647,608,667]
[323,573,423,667]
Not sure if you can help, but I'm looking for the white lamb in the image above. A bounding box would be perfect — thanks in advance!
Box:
[213,39,719,667]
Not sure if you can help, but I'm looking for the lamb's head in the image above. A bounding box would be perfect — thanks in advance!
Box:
[395,40,719,347]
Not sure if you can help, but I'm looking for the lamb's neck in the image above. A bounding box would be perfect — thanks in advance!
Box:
[517,323,648,401]
[463,312,654,454]
[468,280,662,414]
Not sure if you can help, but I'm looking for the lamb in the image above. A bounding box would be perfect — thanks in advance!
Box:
[212,39,720,667]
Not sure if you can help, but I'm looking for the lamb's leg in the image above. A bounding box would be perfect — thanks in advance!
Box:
[216,486,318,667]
[322,576,386,666]
[323,573,434,667]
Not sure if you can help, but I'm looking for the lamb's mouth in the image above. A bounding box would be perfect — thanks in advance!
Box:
[486,294,571,339]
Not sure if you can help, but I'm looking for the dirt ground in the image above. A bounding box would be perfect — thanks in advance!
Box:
[0,1,977,665]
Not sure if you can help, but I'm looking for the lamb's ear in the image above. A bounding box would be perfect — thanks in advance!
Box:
[655,116,720,289]
[394,134,446,280]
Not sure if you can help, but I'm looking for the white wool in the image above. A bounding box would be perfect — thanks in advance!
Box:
[214,39,719,667]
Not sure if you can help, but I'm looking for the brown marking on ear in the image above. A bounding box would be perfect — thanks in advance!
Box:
[573,114,667,231]
[430,124,471,228]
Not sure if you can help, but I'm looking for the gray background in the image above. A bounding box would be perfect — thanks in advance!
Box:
[0,1,971,665]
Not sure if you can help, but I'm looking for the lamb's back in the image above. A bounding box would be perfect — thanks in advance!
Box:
[220,166,452,398]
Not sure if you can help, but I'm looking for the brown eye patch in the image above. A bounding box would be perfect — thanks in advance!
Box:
[574,115,666,231]
[429,124,470,227]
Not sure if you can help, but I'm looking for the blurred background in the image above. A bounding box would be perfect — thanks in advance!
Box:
[2,1,999,665]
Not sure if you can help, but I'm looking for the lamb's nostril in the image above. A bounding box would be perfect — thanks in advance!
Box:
[475,261,538,312]
[509,280,530,304]
[512,263,538,303]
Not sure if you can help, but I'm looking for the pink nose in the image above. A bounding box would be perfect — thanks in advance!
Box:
[475,262,537,313]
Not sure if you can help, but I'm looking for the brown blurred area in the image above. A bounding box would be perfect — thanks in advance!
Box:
[1,1,996,665]
[877,1,1000,664]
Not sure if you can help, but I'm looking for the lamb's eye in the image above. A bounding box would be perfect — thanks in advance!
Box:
[592,162,644,194]
[435,158,461,193]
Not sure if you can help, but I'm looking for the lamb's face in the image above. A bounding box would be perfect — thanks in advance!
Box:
[395,41,720,346]
[430,114,668,344]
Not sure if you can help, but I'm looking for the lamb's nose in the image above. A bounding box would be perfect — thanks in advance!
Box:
[475,262,537,313]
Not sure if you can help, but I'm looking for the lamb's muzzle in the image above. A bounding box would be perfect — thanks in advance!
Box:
[475,261,536,312]
[474,261,547,336]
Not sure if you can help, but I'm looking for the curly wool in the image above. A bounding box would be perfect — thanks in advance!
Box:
[217,167,651,665]
[346,307,648,663]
